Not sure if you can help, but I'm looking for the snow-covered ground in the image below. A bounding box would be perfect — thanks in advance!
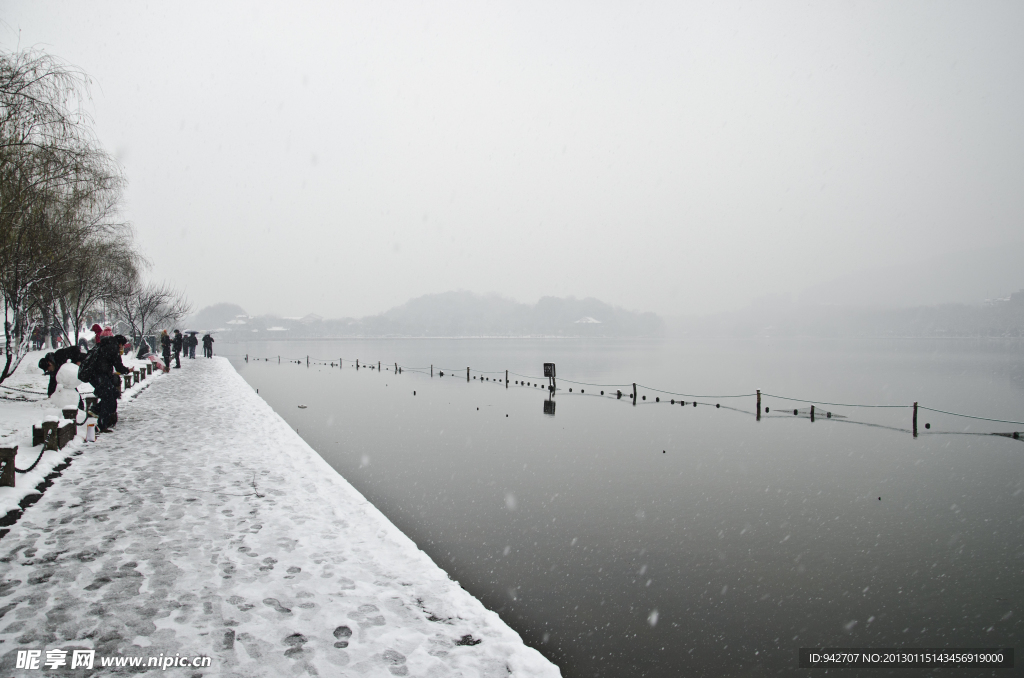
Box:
[0,356,560,677]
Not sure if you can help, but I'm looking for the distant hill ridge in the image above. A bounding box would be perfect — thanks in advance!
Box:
[187,292,665,338]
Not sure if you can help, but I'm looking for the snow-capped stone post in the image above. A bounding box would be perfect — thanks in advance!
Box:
[57,421,75,448]
[0,446,15,486]
[33,420,58,446]
[122,374,133,390]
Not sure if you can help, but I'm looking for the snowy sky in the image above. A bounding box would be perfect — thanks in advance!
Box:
[2,1,1022,318]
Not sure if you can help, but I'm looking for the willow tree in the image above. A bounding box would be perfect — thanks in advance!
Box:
[0,49,131,382]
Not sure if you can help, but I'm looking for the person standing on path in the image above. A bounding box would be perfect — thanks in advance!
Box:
[85,335,131,432]
[202,333,214,358]
[172,330,183,368]
[160,330,171,372]
[188,332,198,359]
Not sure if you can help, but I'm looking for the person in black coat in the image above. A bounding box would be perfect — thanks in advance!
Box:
[172,329,183,368]
[89,335,131,432]
[202,333,214,358]
[38,345,84,396]
[160,330,171,371]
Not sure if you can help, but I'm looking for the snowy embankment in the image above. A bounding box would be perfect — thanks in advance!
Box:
[0,357,560,677]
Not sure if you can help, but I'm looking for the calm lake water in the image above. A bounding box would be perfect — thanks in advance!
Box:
[223,338,1023,677]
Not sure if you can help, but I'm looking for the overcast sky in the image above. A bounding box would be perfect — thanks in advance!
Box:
[2,1,1022,318]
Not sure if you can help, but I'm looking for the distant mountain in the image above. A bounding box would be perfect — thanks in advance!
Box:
[186,303,248,331]
[190,292,664,339]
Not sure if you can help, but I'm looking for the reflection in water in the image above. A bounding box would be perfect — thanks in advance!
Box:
[229,339,1023,678]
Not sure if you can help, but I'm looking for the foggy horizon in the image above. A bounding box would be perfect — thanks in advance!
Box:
[3,1,1023,320]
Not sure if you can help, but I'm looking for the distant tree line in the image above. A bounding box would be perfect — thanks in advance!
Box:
[0,48,189,384]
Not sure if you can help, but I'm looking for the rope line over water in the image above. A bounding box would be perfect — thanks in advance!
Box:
[760,392,911,409]
[918,406,1024,426]
[638,384,756,399]
[229,353,1023,431]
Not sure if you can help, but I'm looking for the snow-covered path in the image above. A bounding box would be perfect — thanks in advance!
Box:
[0,358,559,677]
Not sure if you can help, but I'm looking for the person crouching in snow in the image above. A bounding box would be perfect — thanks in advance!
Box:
[38,345,84,397]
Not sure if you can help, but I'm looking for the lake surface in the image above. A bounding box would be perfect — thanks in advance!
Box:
[223,338,1023,677]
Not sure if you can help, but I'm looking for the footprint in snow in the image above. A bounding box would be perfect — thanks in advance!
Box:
[428,634,453,657]
[283,632,307,658]
[263,597,292,614]
[227,595,253,611]
[333,625,352,648]
[381,649,408,676]
[348,603,386,627]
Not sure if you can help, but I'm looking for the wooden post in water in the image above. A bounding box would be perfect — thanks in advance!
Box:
[756,390,761,421]
[395,362,398,373]
[632,382,637,405]
[307,356,309,367]
[278,355,280,364]
[467,367,470,382]
[378,361,381,371]
[913,402,918,438]
[506,369,508,388]
[810,405,815,422]
[431,365,433,377]
[356,359,359,369]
